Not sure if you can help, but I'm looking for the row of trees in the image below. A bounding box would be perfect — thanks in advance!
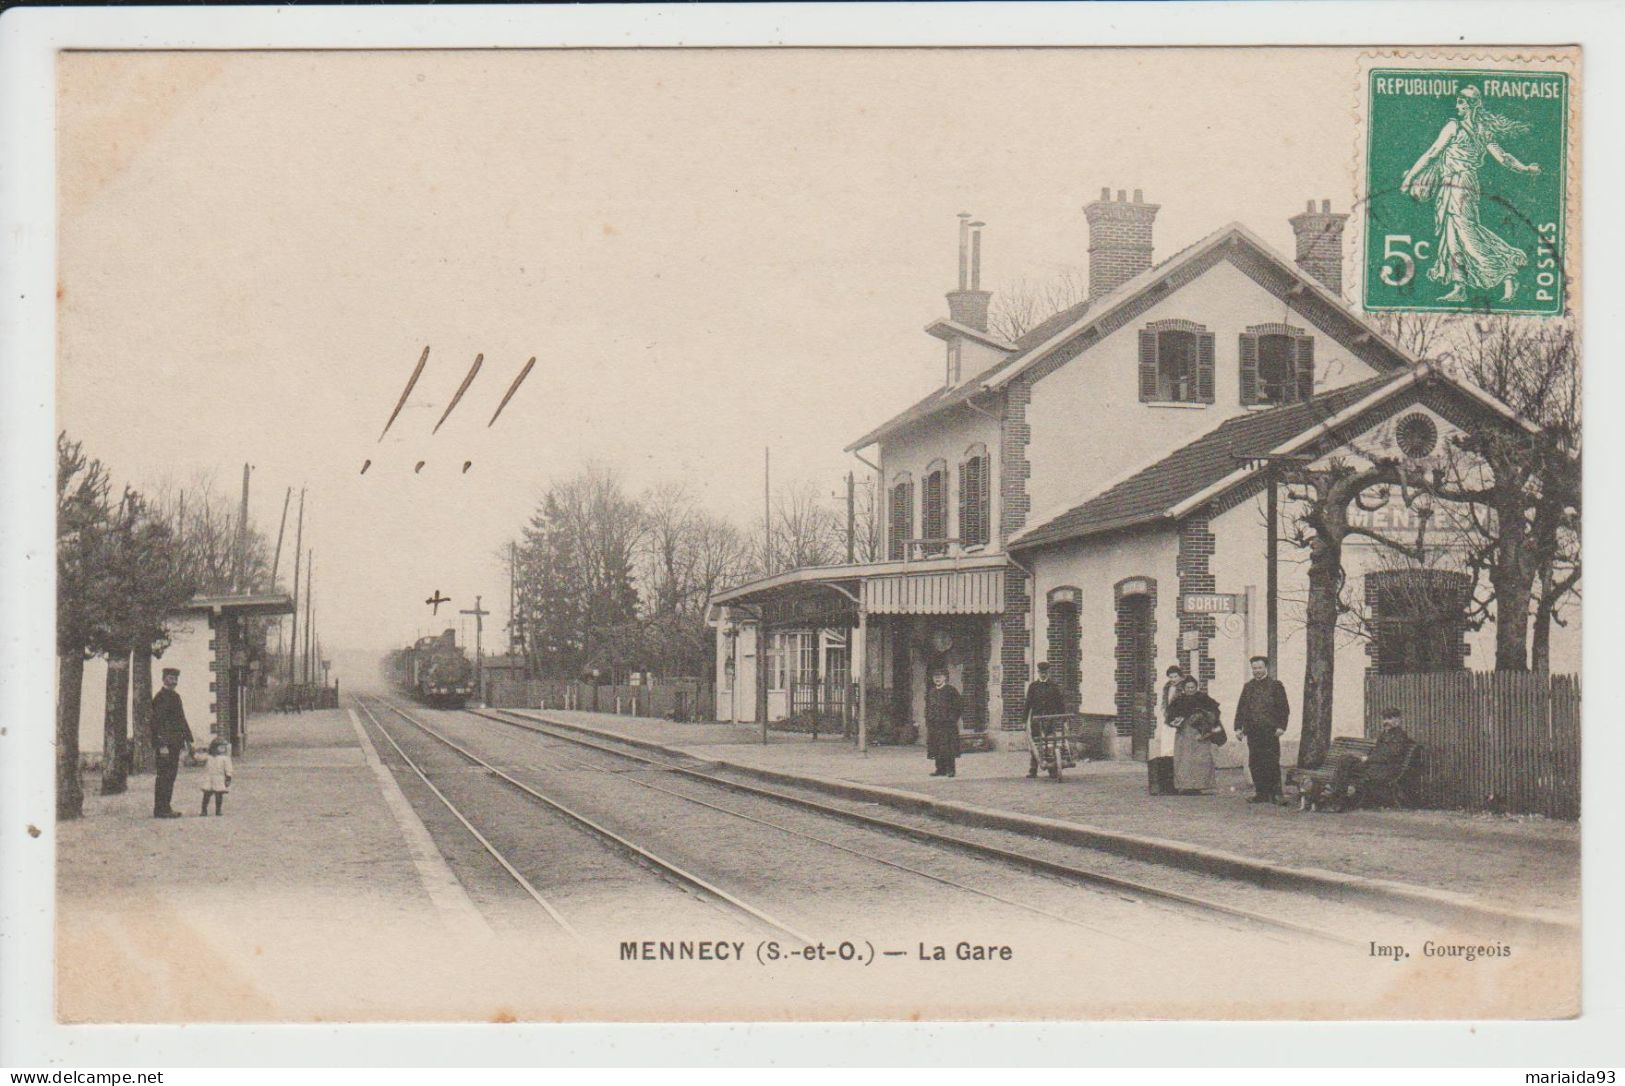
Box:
[509,467,880,683]
[56,434,275,820]
[1284,313,1579,766]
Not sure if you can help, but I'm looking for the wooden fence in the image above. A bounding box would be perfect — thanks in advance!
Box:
[1364,671,1579,819]
[487,678,713,722]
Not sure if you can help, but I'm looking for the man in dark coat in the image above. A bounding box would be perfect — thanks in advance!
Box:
[1023,661,1067,778]
[924,666,963,778]
[1306,708,1418,812]
[150,666,196,818]
[1234,655,1289,804]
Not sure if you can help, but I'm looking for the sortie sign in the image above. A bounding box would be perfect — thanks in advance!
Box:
[1180,593,1244,615]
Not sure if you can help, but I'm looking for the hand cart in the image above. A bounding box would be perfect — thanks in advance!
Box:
[1029,713,1084,781]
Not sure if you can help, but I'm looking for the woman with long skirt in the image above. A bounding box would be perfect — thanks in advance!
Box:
[1165,676,1219,794]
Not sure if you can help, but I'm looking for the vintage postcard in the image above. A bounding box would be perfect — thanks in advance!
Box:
[36,38,1584,1031]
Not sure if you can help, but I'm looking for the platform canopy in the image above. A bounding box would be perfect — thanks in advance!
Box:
[710,553,1010,626]
[181,592,296,618]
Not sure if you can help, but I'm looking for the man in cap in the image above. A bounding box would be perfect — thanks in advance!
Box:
[1023,661,1067,778]
[1234,655,1290,805]
[150,667,195,818]
[924,666,963,778]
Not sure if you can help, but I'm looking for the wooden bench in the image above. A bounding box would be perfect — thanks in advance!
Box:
[1293,736,1422,810]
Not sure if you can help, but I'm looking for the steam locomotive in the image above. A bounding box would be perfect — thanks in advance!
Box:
[387,628,476,708]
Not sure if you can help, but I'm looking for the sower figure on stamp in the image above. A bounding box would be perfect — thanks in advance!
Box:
[150,666,196,818]
[1234,655,1289,805]
[1023,661,1066,779]
[1401,84,1541,303]
[924,666,962,779]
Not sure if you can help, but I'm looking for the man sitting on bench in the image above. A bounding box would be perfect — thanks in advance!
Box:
[1302,707,1418,812]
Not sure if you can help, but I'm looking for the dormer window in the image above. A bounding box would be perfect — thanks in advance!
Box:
[1138,320,1215,405]
[1241,324,1314,406]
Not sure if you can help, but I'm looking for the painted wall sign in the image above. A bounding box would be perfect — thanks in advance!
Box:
[1180,592,1244,614]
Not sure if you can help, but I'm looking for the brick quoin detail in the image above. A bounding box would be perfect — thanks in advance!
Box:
[1112,577,1157,738]
[999,567,1033,730]
[1177,513,1219,688]
[999,379,1034,730]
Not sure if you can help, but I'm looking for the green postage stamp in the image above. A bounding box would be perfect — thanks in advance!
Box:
[1361,61,1573,316]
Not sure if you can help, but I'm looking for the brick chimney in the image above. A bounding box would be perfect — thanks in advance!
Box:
[1288,198,1349,297]
[945,213,991,331]
[1084,187,1159,300]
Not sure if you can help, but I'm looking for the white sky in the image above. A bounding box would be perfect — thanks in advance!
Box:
[58,47,1356,658]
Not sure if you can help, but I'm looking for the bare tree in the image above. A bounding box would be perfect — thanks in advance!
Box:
[768,479,843,574]
[987,267,1089,342]
[1428,317,1580,671]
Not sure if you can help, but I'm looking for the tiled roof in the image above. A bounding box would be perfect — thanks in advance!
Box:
[846,221,1414,452]
[1009,373,1401,551]
[844,381,988,453]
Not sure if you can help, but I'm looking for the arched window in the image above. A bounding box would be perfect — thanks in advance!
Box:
[1138,320,1215,405]
[1366,569,1471,674]
[888,472,914,561]
[921,459,948,557]
[1046,586,1083,712]
[959,443,990,548]
[1240,324,1315,406]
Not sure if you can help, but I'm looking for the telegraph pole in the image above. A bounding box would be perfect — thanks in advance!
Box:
[763,447,772,574]
[846,471,856,563]
[270,486,291,588]
[460,596,490,703]
[304,550,314,685]
[1234,454,1313,677]
[236,463,253,591]
[288,488,305,688]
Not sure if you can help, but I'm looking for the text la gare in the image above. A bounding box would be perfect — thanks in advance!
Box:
[919,942,1013,961]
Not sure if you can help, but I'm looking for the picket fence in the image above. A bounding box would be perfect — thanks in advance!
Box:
[487,678,713,722]
[1363,671,1579,819]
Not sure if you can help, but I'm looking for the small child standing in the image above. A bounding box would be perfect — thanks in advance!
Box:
[199,734,233,816]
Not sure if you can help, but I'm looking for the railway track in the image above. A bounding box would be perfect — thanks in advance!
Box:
[457,703,1368,950]
[354,694,814,946]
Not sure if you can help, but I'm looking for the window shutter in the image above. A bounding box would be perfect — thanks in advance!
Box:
[1295,335,1316,403]
[978,456,990,545]
[1239,332,1259,406]
[1138,329,1159,402]
[889,484,909,561]
[1197,332,1216,404]
[958,461,971,546]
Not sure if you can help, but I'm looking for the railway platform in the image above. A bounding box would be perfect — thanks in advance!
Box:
[54,706,495,1022]
[500,707,1579,919]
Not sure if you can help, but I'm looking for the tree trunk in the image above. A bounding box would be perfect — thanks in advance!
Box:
[1531,595,1552,673]
[1490,561,1533,671]
[131,644,154,773]
[1298,532,1342,769]
[1488,468,1534,671]
[100,654,130,794]
[57,652,85,820]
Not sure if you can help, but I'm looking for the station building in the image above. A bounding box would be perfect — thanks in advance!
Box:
[709,190,1579,759]
[75,592,295,760]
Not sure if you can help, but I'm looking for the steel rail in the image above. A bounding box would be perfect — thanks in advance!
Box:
[363,696,815,947]
[351,696,582,941]
[471,706,1364,950]
[496,727,1152,947]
